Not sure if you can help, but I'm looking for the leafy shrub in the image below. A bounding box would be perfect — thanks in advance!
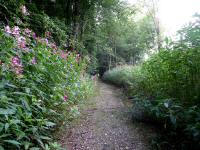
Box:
[141,49,200,104]
[103,65,138,86]
[103,65,144,97]
[0,24,91,149]
[28,13,68,48]
[103,48,200,148]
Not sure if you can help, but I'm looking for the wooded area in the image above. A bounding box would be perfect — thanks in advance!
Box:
[0,0,200,149]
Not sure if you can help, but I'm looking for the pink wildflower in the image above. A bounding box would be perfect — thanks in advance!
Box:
[38,38,48,45]
[32,32,37,39]
[12,26,20,37]
[31,57,37,65]
[45,38,49,45]
[63,95,68,102]
[24,28,32,37]
[17,36,26,49]
[20,5,29,15]
[11,56,23,75]
[12,56,20,66]
[60,51,68,59]
[5,26,12,34]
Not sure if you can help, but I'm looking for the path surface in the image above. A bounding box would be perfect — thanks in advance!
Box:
[60,82,156,150]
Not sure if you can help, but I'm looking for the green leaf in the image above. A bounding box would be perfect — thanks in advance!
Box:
[0,123,4,132]
[21,99,31,111]
[0,146,5,150]
[39,136,51,140]
[0,134,11,139]
[5,83,18,88]
[4,123,9,131]
[30,147,40,150]
[13,92,32,96]
[36,138,44,148]
[23,141,32,150]
[10,119,21,124]
[0,108,16,115]
[3,140,21,146]
[170,115,176,125]
[16,130,26,140]
[45,121,56,127]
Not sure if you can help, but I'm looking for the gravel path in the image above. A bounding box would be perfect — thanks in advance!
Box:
[60,81,156,150]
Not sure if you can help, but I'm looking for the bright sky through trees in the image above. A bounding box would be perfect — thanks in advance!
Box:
[127,0,200,36]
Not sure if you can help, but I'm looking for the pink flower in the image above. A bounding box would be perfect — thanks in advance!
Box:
[5,26,12,34]
[45,38,48,45]
[24,28,32,37]
[20,5,29,15]
[32,32,37,39]
[63,95,68,102]
[12,56,20,66]
[31,57,37,65]
[11,56,23,75]
[38,38,48,45]
[17,36,26,49]
[60,51,68,59]
[12,26,20,37]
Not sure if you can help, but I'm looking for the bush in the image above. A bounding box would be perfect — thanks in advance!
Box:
[103,65,138,86]
[103,48,200,149]
[0,25,92,149]
[141,49,200,104]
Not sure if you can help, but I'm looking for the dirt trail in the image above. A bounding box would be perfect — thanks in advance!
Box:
[60,81,156,150]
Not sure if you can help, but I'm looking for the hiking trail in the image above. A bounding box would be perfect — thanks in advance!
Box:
[60,81,156,150]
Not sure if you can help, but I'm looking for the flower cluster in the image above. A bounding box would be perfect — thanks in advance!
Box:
[17,36,26,49]
[11,56,23,75]
[24,28,32,37]
[60,51,70,59]
[5,26,12,34]
[5,26,36,39]
[4,26,20,37]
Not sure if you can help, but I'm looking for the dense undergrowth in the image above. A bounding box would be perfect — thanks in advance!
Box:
[104,51,200,149]
[0,3,94,150]
[103,17,200,149]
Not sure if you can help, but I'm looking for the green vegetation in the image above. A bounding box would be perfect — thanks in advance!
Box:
[1,0,200,149]
[0,1,94,149]
[0,25,94,149]
[103,14,200,149]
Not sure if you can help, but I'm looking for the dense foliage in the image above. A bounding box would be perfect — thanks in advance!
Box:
[103,15,200,149]
[0,2,94,149]
[1,0,199,149]
[1,0,159,75]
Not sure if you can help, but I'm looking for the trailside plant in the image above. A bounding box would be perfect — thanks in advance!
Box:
[103,48,200,149]
[0,24,89,149]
